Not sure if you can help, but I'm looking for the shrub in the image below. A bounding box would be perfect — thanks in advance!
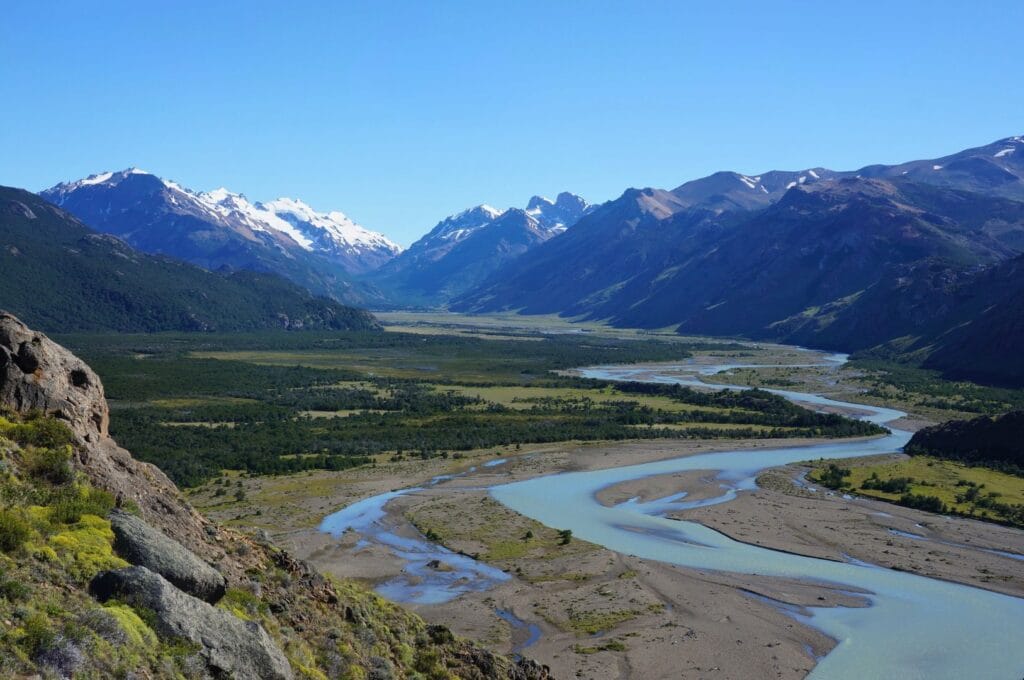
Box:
[20,612,55,657]
[77,608,128,645]
[50,487,116,525]
[36,634,84,676]
[0,568,31,600]
[898,493,947,514]
[22,416,75,448]
[0,508,32,552]
[26,446,74,485]
[0,415,74,449]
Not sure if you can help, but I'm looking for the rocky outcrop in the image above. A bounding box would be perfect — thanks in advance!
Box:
[0,312,552,680]
[90,566,293,680]
[0,311,108,442]
[109,509,226,603]
[0,312,216,562]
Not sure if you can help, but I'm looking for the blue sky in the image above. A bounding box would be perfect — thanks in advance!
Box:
[3,1,1022,245]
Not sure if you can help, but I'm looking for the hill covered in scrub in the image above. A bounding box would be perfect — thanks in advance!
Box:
[0,312,548,679]
[906,411,1024,473]
[0,187,381,333]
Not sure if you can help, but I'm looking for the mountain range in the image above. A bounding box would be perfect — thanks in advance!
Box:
[41,169,401,304]
[367,192,590,306]
[10,135,1024,385]
[0,186,379,332]
[41,169,593,310]
[454,135,1024,385]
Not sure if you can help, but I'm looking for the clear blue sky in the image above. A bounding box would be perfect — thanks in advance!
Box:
[3,1,1021,245]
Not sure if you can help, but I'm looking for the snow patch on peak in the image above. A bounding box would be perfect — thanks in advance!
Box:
[808,169,820,179]
[932,165,943,171]
[80,172,114,186]
[62,167,152,189]
[738,175,758,190]
[994,148,1016,158]
[525,195,555,214]
[260,198,401,254]
[202,187,238,202]
[191,187,312,248]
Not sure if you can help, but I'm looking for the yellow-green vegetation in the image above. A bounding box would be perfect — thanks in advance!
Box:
[439,383,743,415]
[848,360,1024,421]
[702,366,807,389]
[0,414,185,677]
[810,456,1024,526]
[0,410,546,679]
[565,608,640,635]
[374,310,682,339]
[407,495,599,565]
[573,639,629,654]
[694,353,1024,423]
[101,603,159,647]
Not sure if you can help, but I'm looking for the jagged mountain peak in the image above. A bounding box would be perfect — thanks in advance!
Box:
[524,191,590,231]
[369,191,588,306]
[40,170,401,279]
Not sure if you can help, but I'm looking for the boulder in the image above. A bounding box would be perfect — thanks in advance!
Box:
[90,566,293,680]
[109,509,226,603]
[0,311,108,442]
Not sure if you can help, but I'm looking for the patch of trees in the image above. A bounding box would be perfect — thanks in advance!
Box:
[861,473,914,493]
[897,493,947,513]
[906,411,1024,475]
[817,463,851,489]
[73,331,880,487]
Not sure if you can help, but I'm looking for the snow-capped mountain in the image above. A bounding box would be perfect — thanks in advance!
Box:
[41,169,401,301]
[259,197,401,272]
[404,204,506,255]
[368,192,589,306]
[525,192,592,231]
[454,135,1024,362]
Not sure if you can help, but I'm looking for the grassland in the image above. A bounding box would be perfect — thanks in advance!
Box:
[705,360,1024,422]
[809,456,1024,526]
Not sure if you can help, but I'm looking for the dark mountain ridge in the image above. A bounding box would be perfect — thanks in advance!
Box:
[454,135,1024,385]
[0,186,380,333]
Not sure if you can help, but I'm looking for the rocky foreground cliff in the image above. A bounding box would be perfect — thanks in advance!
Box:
[0,312,549,679]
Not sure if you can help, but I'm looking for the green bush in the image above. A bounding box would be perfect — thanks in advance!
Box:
[50,487,116,525]
[19,612,55,657]
[0,577,30,601]
[0,414,74,449]
[0,508,32,552]
[25,446,74,485]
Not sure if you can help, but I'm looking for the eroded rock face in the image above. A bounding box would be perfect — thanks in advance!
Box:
[90,566,293,680]
[0,312,215,562]
[0,312,108,441]
[109,509,226,603]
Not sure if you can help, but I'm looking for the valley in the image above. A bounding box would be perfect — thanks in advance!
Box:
[7,8,1024,678]
[82,315,1022,679]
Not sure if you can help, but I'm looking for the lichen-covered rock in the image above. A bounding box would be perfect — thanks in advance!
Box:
[90,566,293,680]
[109,509,226,603]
